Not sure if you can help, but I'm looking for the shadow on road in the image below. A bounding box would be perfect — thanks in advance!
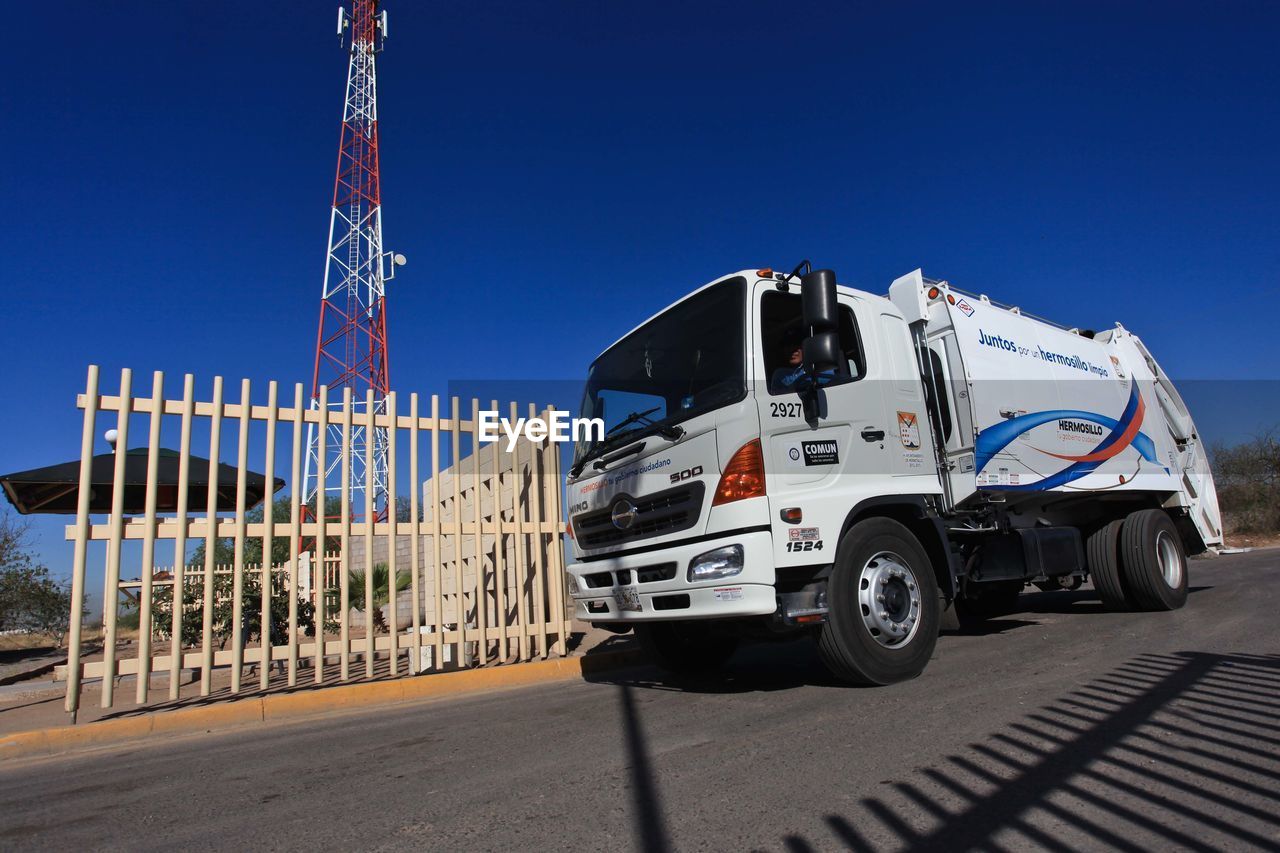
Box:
[945,585,1215,636]
[589,636,849,695]
[606,649,1279,851]
[776,650,1280,851]
[618,684,672,853]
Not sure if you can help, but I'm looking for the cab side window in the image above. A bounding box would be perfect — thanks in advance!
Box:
[761,291,865,395]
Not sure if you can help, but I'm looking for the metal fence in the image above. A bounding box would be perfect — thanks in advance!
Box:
[65,366,570,715]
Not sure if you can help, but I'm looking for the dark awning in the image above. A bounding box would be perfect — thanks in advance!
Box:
[0,449,284,515]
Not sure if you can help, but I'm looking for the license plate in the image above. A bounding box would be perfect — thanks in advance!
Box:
[614,586,641,612]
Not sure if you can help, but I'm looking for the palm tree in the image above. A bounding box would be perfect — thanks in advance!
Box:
[345,562,412,631]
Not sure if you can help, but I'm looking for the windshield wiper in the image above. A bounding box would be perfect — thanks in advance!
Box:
[569,411,686,479]
[605,407,662,437]
[608,407,684,442]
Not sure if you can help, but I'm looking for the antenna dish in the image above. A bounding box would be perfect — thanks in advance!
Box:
[393,253,407,267]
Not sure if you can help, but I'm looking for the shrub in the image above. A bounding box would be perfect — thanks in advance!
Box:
[1211,428,1280,534]
[0,513,76,645]
[150,569,316,649]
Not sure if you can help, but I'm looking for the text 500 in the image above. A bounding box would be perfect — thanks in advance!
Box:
[670,466,703,483]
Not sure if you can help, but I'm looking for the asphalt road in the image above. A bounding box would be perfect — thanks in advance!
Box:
[2,550,1278,852]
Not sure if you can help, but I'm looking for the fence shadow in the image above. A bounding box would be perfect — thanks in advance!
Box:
[85,631,587,722]
[775,651,1280,851]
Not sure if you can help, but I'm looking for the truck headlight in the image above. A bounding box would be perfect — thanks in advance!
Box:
[688,544,744,582]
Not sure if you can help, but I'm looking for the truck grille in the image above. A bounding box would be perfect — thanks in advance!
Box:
[573,483,705,549]
[582,563,677,589]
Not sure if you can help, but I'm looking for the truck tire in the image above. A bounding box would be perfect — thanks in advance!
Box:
[1119,509,1189,611]
[635,622,738,675]
[1087,519,1131,609]
[818,518,940,685]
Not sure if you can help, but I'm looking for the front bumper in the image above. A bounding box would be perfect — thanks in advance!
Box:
[568,530,776,622]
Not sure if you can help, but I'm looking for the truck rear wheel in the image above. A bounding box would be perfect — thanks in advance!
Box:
[635,621,738,675]
[1120,509,1189,611]
[818,518,940,685]
[1087,519,1131,609]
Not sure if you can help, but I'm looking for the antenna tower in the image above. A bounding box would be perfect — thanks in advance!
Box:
[303,1,402,522]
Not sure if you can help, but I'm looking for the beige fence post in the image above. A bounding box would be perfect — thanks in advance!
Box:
[135,370,165,703]
[288,382,303,686]
[470,398,487,665]
[363,389,376,676]
[230,378,251,693]
[451,396,465,666]
[510,400,530,662]
[314,384,329,683]
[386,390,399,676]
[259,380,278,689]
[544,408,568,656]
[100,368,133,709]
[430,395,443,670]
[528,403,549,659]
[363,389,376,678]
[200,376,224,697]
[168,374,195,700]
[490,399,507,662]
[65,365,100,719]
[340,386,353,681]
[408,392,422,673]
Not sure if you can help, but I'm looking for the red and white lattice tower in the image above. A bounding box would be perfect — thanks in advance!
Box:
[303,1,402,521]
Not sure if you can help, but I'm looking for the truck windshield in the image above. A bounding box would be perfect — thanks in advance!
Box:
[574,277,747,468]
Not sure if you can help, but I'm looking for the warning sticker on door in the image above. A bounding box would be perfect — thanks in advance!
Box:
[897,411,921,449]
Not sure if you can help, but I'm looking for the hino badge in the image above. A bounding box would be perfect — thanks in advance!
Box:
[564,266,1222,685]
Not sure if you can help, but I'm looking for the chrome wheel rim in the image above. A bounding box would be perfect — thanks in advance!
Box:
[1156,530,1183,588]
[857,551,922,647]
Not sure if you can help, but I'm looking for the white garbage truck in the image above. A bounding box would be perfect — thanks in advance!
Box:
[564,265,1222,684]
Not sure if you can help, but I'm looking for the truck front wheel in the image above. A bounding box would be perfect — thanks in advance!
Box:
[635,621,738,675]
[818,518,940,685]
[1120,509,1189,611]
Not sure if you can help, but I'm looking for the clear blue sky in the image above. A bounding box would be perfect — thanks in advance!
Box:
[2,1,1278,584]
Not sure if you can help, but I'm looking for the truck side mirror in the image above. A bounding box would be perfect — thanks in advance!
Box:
[800,268,842,377]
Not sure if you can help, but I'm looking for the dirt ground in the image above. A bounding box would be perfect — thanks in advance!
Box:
[1222,530,1280,548]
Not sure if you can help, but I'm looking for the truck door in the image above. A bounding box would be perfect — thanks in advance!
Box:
[754,285,889,563]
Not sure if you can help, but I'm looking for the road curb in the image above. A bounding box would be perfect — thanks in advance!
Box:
[0,648,645,762]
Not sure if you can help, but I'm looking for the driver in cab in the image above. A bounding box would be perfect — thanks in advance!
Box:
[769,326,837,395]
